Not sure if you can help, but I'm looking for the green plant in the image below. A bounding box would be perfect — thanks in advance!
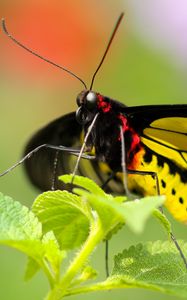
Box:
[0,174,187,300]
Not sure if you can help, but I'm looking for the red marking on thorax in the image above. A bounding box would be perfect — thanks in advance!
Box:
[118,114,129,131]
[97,94,112,113]
[118,114,142,169]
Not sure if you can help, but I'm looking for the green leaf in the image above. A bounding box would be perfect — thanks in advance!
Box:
[0,193,63,285]
[74,188,123,233]
[59,174,106,196]
[24,257,40,281]
[79,266,97,281]
[110,241,187,298]
[74,186,165,234]
[0,193,42,241]
[71,266,98,287]
[61,175,165,234]
[32,190,90,250]
[153,209,171,237]
[42,231,65,277]
[121,196,165,233]
[113,196,127,203]
[0,193,45,257]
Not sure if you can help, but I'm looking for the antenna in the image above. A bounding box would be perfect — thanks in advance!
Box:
[1,13,124,91]
[89,12,124,90]
[1,18,87,89]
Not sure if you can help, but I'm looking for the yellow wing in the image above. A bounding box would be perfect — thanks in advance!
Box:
[142,117,187,169]
[127,116,187,223]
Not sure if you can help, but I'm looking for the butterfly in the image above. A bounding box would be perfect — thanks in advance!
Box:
[23,93,187,223]
[2,13,187,225]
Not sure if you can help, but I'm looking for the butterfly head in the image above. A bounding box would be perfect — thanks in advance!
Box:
[76,90,112,125]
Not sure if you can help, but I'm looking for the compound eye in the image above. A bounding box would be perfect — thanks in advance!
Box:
[85,92,97,110]
[76,90,87,106]
[76,94,82,106]
[76,107,90,125]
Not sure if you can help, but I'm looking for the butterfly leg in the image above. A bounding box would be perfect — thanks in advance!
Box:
[120,126,136,198]
[71,113,99,181]
[100,172,116,278]
[127,169,160,196]
[103,127,138,277]
[0,143,95,178]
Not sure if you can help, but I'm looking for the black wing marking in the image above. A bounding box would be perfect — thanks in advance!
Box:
[124,104,187,171]
[24,112,82,190]
[24,112,124,192]
[124,104,187,133]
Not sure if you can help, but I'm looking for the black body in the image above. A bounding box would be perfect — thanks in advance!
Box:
[24,91,187,192]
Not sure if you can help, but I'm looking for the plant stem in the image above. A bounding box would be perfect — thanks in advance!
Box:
[63,281,120,296]
[46,222,104,300]
[40,259,55,288]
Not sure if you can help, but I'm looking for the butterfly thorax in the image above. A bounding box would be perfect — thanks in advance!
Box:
[76,90,142,171]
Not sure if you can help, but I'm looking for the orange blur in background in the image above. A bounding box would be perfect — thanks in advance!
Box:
[0,1,187,300]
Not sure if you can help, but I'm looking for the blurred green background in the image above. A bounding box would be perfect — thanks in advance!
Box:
[0,0,187,299]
